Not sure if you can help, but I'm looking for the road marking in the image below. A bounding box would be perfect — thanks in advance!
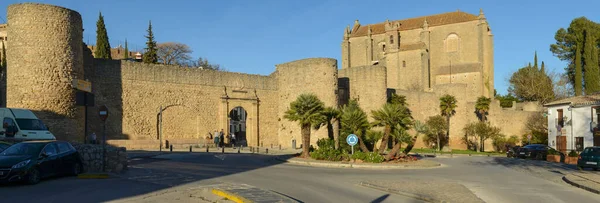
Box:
[215,154,227,160]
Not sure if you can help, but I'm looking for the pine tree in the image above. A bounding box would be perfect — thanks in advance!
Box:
[575,45,583,96]
[124,39,129,59]
[94,12,112,59]
[143,21,158,64]
[584,31,600,94]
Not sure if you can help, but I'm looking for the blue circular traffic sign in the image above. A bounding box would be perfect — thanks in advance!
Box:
[346,134,358,146]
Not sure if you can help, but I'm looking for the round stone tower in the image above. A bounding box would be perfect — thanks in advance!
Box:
[6,3,84,141]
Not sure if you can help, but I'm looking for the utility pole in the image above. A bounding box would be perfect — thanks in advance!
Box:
[159,106,163,152]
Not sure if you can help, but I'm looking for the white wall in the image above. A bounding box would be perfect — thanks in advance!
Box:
[547,105,595,151]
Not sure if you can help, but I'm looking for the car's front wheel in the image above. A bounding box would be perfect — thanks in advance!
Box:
[26,168,41,185]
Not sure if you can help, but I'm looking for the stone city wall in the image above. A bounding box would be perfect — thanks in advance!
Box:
[87,59,279,149]
[275,58,338,148]
[6,3,85,141]
[338,64,387,120]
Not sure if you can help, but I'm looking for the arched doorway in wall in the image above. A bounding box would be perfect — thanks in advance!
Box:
[229,106,247,146]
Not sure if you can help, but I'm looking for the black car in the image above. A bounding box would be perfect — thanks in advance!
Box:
[0,142,11,153]
[507,145,521,158]
[517,144,550,160]
[0,141,83,184]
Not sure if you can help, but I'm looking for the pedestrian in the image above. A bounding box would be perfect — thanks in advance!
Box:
[231,132,236,147]
[219,129,224,148]
[89,132,97,144]
[214,133,220,148]
[214,130,219,147]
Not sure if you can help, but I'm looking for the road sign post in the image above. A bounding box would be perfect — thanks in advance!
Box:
[98,105,108,172]
[346,134,358,155]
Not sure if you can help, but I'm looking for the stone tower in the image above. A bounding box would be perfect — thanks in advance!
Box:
[6,3,85,141]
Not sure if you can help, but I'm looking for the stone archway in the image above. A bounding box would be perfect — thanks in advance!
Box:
[219,88,260,147]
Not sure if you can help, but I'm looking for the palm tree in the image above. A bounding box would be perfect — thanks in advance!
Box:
[284,93,325,158]
[402,120,429,155]
[372,103,411,154]
[340,100,370,152]
[385,120,414,160]
[320,107,341,149]
[439,94,457,150]
[475,96,491,122]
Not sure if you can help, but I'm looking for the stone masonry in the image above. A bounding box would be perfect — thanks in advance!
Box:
[2,3,538,151]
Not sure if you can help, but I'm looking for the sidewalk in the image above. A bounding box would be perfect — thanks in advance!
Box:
[563,172,600,194]
[128,146,302,159]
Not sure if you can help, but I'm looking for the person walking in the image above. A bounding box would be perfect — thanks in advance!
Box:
[231,132,236,147]
[214,132,220,148]
[219,129,224,148]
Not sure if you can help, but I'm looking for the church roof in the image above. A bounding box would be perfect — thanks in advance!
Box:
[350,11,479,37]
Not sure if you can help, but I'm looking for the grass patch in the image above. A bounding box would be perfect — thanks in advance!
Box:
[409,148,504,156]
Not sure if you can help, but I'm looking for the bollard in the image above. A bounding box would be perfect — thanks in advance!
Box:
[238,147,240,153]
[190,146,192,152]
[206,146,209,153]
[222,147,225,154]
[170,145,173,152]
[266,148,268,154]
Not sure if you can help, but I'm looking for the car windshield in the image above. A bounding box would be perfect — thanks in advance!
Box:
[583,148,600,155]
[0,143,46,156]
[15,119,48,131]
[524,145,541,149]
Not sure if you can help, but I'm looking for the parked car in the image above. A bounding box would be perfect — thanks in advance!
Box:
[0,141,11,153]
[507,145,521,158]
[0,108,56,140]
[0,140,83,184]
[517,144,550,160]
[577,146,600,171]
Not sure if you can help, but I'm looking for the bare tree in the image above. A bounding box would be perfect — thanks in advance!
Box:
[186,57,225,71]
[157,42,192,65]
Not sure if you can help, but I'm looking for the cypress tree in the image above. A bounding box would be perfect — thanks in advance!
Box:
[541,61,545,73]
[533,51,538,69]
[575,45,583,96]
[124,39,129,59]
[143,21,158,64]
[95,12,112,59]
[584,31,600,94]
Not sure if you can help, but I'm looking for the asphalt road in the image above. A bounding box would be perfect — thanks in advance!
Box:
[1,152,599,203]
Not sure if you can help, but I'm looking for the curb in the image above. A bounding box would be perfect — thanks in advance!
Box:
[359,182,440,202]
[275,156,441,169]
[77,173,110,179]
[562,175,600,194]
[211,188,253,203]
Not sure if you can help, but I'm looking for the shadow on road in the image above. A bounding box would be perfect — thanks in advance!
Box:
[0,150,298,203]
[370,194,389,203]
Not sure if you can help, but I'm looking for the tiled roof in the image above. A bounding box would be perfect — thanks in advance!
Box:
[350,11,479,38]
[544,94,600,107]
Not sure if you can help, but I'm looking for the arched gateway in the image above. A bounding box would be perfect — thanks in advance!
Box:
[219,87,260,147]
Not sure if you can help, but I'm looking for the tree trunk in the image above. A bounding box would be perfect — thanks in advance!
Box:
[436,134,441,151]
[385,141,402,161]
[479,136,483,152]
[327,121,334,140]
[378,125,391,154]
[301,124,311,158]
[403,135,419,155]
[357,134,370,152]
[446,116,451,149]
[333,119,340,150]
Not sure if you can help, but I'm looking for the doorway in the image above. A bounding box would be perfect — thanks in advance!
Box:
[229,106,247,146]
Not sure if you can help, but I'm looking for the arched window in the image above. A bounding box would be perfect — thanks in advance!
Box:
[390,35,394,44]
[445,34,460,52]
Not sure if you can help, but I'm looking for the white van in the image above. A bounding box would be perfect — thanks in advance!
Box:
[0,108,56,140]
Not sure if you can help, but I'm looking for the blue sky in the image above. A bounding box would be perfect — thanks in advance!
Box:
[1,0,598,95]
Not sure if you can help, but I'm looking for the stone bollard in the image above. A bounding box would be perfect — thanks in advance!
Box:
[206,146,209,153]
[266,148,268,154]
[238,147,240,153]
[222,147,225,154]
[190,146,192,152]
[170,145,173,152]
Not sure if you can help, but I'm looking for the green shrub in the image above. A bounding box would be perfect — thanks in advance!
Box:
[568,150,578,157]
[548,148,560,155]
[310,138,345,161]
[351,151,384,163]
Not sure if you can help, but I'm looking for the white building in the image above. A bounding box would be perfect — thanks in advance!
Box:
[544,94,600,152]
